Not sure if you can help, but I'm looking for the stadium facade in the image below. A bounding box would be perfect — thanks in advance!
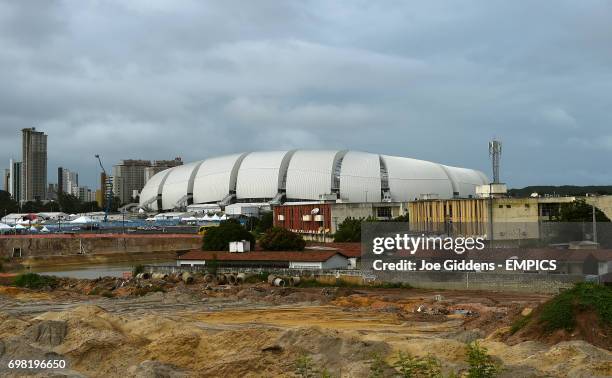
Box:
[139,150,488,211]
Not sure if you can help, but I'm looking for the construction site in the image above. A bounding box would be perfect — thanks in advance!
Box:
[0,266,610,377]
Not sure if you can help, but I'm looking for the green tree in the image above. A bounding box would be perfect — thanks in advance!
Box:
[202,219,255,251]
[0,190,19,216]
[333,218,363,242]
[58,192,83,214]
[255,211,274,233]
[259,227,306,251]
[557,199,610,222]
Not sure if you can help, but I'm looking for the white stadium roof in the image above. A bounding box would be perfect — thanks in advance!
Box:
[139,150,488,211]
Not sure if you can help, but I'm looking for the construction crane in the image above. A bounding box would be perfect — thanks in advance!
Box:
[95,154,112,223]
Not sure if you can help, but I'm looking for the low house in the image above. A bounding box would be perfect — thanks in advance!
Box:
[305,242,362,269]
[177,250,350,270]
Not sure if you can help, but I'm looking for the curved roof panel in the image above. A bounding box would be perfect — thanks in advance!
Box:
[139,169,170,211]
[161,161,200,209]
[192,153,244,204]
[236,151,289,199]
[382,155,453,202]
[442,165,489,197]
[285,150,338,200]
[339,151,381,202]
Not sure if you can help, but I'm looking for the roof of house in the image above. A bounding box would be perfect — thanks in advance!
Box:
[178,250,347,262]
[306,242,362,257]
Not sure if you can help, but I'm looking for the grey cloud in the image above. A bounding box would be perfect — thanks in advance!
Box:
[0,0,610,188]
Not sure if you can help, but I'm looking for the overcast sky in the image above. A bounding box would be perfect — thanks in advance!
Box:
[1,0,611,189]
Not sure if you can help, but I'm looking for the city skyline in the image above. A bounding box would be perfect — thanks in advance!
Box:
[0,2,611,188]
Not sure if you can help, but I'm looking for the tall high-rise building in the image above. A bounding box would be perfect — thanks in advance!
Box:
[3,169,9,192]
[144,157,183,183]
[57,167,78,195]
[97,172,113,208]
[57,167,63,195]
[21,127,47,201]
[72,185,95,203]
[47,183,58,201]
[112,160,152,204]
[9,159,22,200]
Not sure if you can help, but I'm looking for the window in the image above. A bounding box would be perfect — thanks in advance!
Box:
[498,205,503,209]
[376,207,392,218]
[506,205,511,208]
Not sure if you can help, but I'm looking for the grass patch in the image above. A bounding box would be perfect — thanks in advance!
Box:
[88,287,115,297]
[510,314,531,335]
[298,278,412,289]
[244,271,269,284]
[133,285,166,296]
[13,273,57,289]
[538,282,612,333]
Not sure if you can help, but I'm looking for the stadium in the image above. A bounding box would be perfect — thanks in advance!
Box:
[139,150,488,211]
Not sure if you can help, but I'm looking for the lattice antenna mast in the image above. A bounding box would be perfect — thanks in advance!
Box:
[489,139,502,183]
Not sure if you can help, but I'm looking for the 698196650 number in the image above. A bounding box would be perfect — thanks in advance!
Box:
[7,359,67,369]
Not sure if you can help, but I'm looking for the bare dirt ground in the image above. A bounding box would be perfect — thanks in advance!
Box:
[0,277,611,377]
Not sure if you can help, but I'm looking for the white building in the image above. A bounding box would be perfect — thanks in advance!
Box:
[140,150,488,211]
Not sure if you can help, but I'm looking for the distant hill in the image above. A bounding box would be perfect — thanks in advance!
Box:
[508,185,612,197]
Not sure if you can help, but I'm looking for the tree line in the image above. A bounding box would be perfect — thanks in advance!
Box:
[0,190,121,217]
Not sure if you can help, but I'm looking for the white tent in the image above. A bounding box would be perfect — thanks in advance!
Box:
[29,226,38,232]
[0,223,13,230]
[210,214,220,221]
[14,224,26,230]
[181,216,198,222]
[219,214,228,220]
[70,216,95,224]
[17,219,31,225]
[41,226,50,233]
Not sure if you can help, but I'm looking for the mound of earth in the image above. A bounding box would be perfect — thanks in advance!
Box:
[506,283,612,351]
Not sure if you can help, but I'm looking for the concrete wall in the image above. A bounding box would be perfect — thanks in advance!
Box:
[382,271,583,293]
[0,234,201,259]
[585,195,612,220]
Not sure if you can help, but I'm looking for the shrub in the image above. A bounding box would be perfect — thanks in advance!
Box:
[394,351,442,378]
[294,354,317,378]
[132,264,145,277]
[369,352,386,378]
[202,219,255,251]
[466,341,500,378]
[259,227,306,251]
[538,282,612,332]
[13,273,57,289]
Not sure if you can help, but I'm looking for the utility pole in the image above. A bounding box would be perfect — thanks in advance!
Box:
[592,203,598,244]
